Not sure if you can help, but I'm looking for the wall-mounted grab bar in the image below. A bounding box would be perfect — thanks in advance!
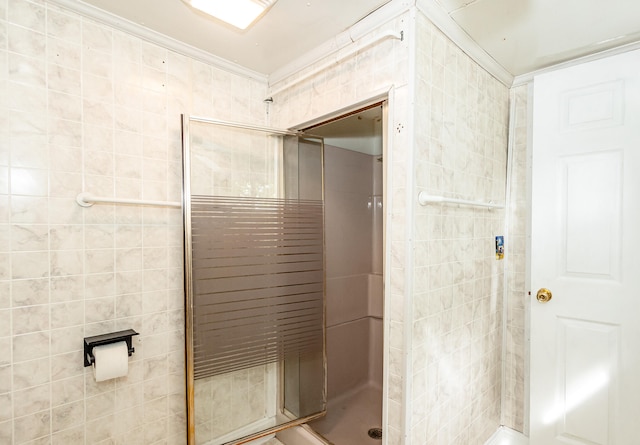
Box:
[418,191,504,209]
[76,192,181,208]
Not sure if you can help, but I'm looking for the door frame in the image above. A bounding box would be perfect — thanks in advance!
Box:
[289,91,392,444]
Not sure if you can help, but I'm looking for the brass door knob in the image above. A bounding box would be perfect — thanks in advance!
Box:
[536,288,552,303]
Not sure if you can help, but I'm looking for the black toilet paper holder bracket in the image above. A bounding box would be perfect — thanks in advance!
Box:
[84,329,139,367]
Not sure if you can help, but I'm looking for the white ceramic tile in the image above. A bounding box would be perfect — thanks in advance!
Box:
[10,224,48,251]
[46,8,80,41]
[13,409,50,443]
[51,400,83,433]
[12,383,50,418]
[7,24,44,58]
[12,304,48,335]
[47,36,81,72]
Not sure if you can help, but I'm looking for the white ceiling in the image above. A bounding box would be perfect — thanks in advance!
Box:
[79,0,392,75]
[442,0,640,76]
[76,0,640,78]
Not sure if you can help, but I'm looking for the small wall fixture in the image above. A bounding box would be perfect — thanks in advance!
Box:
[182,0,278,30]
[84,329,139,367]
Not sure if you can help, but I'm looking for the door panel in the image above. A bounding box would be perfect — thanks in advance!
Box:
[531,49,640,445]
[182,116,327,445]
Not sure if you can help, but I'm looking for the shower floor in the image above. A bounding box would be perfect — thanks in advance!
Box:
[308,383,383,445]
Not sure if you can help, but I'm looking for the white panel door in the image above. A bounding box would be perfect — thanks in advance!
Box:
[531,49,640,445]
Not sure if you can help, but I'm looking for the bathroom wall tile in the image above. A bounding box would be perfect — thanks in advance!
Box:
[0,420,11,445]
[83,272,115,301]
[47,63,80,96]
[10,167,47,196]
[50,351,83,383]
[51,375,84,407]
[10,196,49,224]
[8,0,44,32]
[51,400,83,433]
[11,250,48,279]
[113,32,140,65]
[0,392,10,422]
[85,391,115,421]
[84,296,115,324]
[0,337,10,368]
[0,310,8,338]
[12,330,49,363]
[13,383,50,418]
[114,247,141,273]
[84,248,114,275]
[48,225,82,251]
[11,277,48,307]
[82,44,112,80]
[85,413,116,443]
[7,24,44,58]
[0,253,9,280]
[49,249,83,277]
[47,89,82,122]
[50,326,82,357]
[10,224,48,251]
[49,275,82,303]
[51,425,83,445]
[13,409,50,443]
[6,81,46,114]
[12,304,48,335]
[0,281,8,310]
[114,383,142,413]
[0,364,9,393]
[46,36,80,72]
[0,166,7,193]
[48,118,81,149]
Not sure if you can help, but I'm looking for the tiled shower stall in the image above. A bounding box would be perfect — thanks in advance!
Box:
[0,1,528,444]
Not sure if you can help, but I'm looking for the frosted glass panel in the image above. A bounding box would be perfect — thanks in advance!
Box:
[191,196,324,378]
[182,116,326,445]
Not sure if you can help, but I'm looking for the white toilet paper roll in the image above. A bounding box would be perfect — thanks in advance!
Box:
[92,341,129,382]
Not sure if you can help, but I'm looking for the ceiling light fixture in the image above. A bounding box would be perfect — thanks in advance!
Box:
[182,0,278,30]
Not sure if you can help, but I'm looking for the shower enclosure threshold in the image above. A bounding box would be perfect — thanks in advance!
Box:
[307,383,383,445]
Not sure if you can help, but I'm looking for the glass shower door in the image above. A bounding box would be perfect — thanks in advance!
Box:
[181,116,326,445]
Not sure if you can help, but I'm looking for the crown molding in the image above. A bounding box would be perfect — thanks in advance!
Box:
[513,39,640,86]
[47,0,268,82]
[48,0,519,88]
[268,0,412,87]
[415,0,514,87]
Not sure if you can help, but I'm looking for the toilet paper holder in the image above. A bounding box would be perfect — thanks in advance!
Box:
[83,329,139,367]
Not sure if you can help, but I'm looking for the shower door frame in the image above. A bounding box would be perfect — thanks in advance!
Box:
[181,114,328,445]
[289,95,390,445]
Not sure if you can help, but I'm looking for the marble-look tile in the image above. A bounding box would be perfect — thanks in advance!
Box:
[51,399,84,433]
[12,330,49,363]
[7,24,44,58]
[48,89,82,122]
[10,224,47,251]
[13,409,50,443]
[12,383,50,417]
[12,304,48,335]
[47,36,81,71]
[11,250,48,279]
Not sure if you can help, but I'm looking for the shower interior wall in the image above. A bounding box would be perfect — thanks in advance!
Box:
[323,144,384,399]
